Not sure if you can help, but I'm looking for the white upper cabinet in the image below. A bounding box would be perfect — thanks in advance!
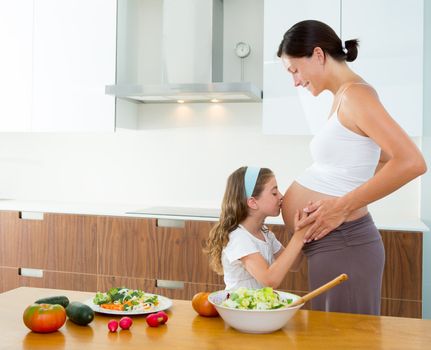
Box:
[0,0,33,131]
[263,0,423,136]
[342,0,423,136]
[263,0,340,135]
[32,0,117,132]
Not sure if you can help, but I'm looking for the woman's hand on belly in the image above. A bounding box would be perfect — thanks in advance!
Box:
[297,197,350,242]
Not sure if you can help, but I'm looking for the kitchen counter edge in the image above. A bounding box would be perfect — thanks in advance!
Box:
[0,199,428,232]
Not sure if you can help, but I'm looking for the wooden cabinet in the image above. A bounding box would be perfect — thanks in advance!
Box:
[0,267,20,292]
[152,220,190,282]
[97,216,156,279]
[0,210,423,317]
[97,218,223,299]
[183,221,224,285]
[0,211,97,293]
[20,271,97,293]
[0,212,98,273]
[380,230,423,318]
[0,212,21,267]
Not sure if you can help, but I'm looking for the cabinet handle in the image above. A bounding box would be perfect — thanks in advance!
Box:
[156,279,184,289]
[19,268,44,278]
[19,212,44,220]
[156,219,185,228]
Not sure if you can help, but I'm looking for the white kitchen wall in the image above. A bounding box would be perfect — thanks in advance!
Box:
[0,102,421,221]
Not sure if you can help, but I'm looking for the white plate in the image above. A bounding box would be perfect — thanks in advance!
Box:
[83,294,173,316]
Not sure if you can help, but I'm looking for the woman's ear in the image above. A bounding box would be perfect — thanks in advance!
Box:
[313,47,326,65]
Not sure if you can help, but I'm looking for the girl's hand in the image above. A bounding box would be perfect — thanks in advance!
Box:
[296,198,350,242]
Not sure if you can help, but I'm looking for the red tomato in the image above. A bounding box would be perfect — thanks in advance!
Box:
[23,303,66,333]
[191,292,219,317]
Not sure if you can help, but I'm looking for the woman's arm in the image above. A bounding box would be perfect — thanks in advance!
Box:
[298,85,427,241]
[375,150,391,174]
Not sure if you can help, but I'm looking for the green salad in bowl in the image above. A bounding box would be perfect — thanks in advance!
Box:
[221,287,292,310]
[208,287,302,333]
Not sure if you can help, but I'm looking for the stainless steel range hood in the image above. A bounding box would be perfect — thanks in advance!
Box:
[105,82,262,103]
[107,0,262,104]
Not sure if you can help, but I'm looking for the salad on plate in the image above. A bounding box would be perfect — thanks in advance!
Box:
[92,287,160,312]
[221,287,292,310]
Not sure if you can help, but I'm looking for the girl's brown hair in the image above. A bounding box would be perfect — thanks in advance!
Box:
[204,166,274,275]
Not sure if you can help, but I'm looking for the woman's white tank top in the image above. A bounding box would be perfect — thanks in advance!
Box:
[296,83,381,197]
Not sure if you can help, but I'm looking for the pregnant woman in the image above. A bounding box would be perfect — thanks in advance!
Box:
[278,20,427,315]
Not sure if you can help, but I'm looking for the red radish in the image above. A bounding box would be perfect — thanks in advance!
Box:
[146,311,168,327]
[156,311,168,324]
[119,316,133,330]
[107,319,118,332]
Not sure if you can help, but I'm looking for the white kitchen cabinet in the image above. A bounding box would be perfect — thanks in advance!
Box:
[32,0,117,132]
[342,0,423,136]
[263,0,340,135]
[263,0,423,136]
[0,0,33,131]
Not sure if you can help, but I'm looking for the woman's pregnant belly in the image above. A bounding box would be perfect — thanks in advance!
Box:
[282,181,368,234]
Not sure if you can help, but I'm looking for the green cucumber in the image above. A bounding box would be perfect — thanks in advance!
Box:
[35,295,70,308]
[66,301,95,326]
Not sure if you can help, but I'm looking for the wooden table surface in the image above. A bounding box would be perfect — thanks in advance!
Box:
[1,287,430,350]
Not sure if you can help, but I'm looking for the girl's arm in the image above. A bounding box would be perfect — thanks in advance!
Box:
[240,211,307,288]
[298,85,427,241]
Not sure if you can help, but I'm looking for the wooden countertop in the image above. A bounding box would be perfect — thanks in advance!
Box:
[1,287,430,350]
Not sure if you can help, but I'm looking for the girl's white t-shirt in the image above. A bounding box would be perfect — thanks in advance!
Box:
[222,225,283,290]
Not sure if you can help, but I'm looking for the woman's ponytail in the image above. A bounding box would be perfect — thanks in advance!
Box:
[344,39,359,62]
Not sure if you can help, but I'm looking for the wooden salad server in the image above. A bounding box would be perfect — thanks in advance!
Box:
[288,273,349,308]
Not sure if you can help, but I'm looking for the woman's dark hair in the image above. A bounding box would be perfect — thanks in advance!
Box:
[277,20,359,62]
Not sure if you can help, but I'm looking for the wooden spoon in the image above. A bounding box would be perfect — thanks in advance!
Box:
[288,273,349,308]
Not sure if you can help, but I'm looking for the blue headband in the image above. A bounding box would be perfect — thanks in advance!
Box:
[244,166,260,198]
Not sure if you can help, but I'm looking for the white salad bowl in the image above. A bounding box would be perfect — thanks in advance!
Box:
[208,289,303,334]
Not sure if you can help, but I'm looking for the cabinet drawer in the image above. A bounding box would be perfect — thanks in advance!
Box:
[0,211,98,274]
[154,220,223,285]
[97,216,157,279]
[19,269,97,292]
[380,231,422,301]
[0,267,20,293]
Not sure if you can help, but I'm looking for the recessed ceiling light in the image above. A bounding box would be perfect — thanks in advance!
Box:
[177,99,185,104]
[210,99,220,103]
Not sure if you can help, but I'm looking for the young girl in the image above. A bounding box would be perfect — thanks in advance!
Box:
[205,166,308,290]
